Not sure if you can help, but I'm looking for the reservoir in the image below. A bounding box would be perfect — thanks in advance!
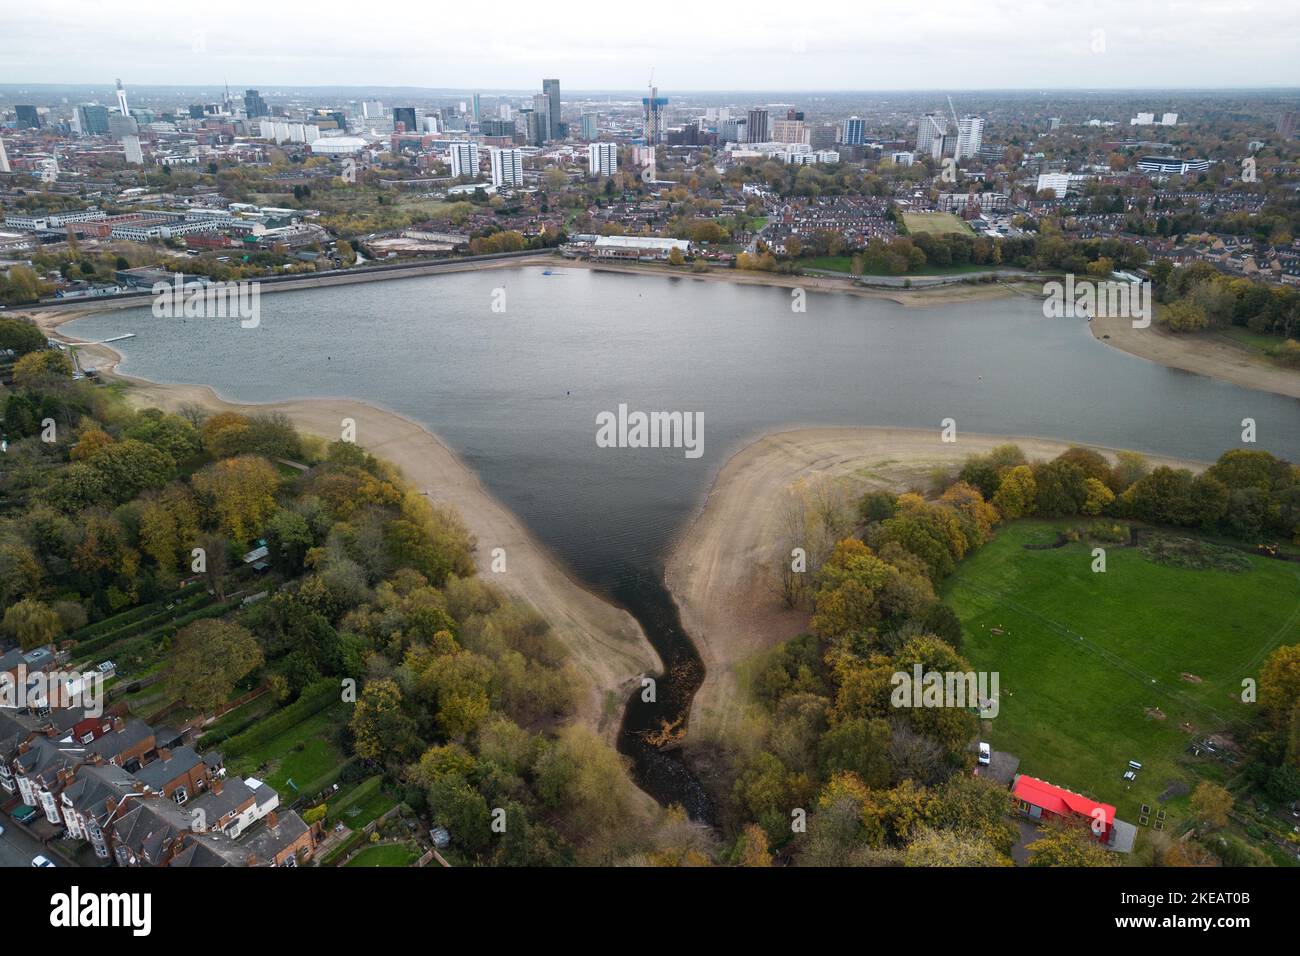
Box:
[64,267,1300,818]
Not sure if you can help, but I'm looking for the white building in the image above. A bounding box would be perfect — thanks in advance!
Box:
[1036,172,1086,196]
[1131,112,1156,126]
[1161,112,1178,126]
[0,136,9,174]
[588,141,618,177]
[956,117,984,161]
[448,141,480,179]
[490,147,524,187]
[916,112,946,155]
[310,135,369,155]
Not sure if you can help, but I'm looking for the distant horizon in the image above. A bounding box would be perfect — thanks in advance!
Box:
[3,83,1299,99]
[7,0,1300,91]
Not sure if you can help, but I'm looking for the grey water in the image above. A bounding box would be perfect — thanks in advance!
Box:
[64,267,1300,818]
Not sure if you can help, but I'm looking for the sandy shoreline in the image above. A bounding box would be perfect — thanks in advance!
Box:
[32,317,658,742]
[664,426,1208,746]
[1090,310,1300,400]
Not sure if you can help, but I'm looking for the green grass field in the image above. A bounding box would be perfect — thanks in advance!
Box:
[343,842,420,868]
[901,211,975,237]
[227,704,349,797]
[942,521,1300,826]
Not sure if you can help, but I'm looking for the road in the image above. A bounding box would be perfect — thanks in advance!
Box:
[0,820,50,868]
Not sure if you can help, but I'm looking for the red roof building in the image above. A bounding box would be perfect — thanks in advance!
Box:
[1012,774,1115,839]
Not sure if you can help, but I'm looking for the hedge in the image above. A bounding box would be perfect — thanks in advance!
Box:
[219,679,339,759]
[321,829,366,867]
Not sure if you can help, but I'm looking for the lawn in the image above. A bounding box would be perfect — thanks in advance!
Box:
[1216,326,1287,354]
[327,775,398,830]
[227,704,349,798]
[901,211,975,237]
[343,842,420,867]
[941,521,1300,827]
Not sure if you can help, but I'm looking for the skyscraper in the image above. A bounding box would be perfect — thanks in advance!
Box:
[392,107,417,133]
[490,147,523,187]
[955,117,984,161]
[244,89,269,118]
[581,113,599,140]
[746,108,769,143]
[115,79,130,117]
[78,105,111,135]
[15,105,41,129]
[643,87,668,144]
[448,141,480,179]
[916,112,946,155]
[531,94,552,143]
[843,116,865,146]
[588,142,618,177]
[472,93,482,124]
[542,79,561,139]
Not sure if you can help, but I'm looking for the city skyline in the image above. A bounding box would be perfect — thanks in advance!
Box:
[4,0,1300,91]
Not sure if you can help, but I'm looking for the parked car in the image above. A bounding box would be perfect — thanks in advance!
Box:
[31,855,56,868]
[978,742,991,766]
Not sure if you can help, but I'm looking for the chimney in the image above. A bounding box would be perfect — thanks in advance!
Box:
[246,853,258,867]
[266,810,278,828]
[212,778,223,795]
[112,716,125,733]
[157,747,171,762]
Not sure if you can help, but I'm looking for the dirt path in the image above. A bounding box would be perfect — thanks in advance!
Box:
[1090,311,1300,400]
[665,427,1207,746]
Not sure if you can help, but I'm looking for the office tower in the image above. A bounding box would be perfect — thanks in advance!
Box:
[810,123,837,150]
[499,103,512,121]
[786,109,804,121]
[472,93,482,124]
[490,147,524,187]
[1048,117,1061,130]
[108,113,138,137]
[481,118,515,138]
[542,79,561,138]
[361,100,384,119]
[581,112,599,140]
[244,89,269,118]
[1279,111,1300,138]
[115,78,130,117]
[746,108,769,143]
[0,136,10,174]
[188,104,205,120]
[588,141,618,177]
[78,104,111,135]
[448,141,480,178]
[843,116,865,146]
[771,119,809,145]
[719,117,746,143]
[392,107,417,133]
[916,111,946,155]
[1160,112,1178,126]
[15,105,41,129]
[527,94,551,142]
[643,86,668,144]
[955,116,983,160]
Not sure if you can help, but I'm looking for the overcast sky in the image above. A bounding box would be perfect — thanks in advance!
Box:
[4,0,1299,91]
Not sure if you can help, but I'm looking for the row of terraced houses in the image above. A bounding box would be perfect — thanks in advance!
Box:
[0,695,318,867]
